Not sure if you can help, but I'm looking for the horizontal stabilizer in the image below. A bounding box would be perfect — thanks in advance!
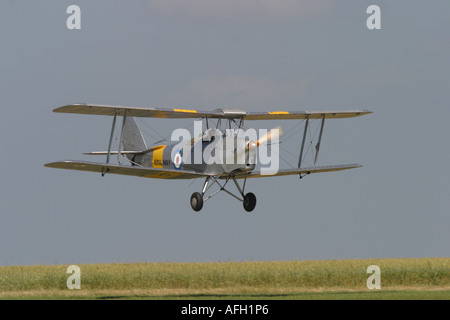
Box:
[83,145,166,156]
[83,151,141,155]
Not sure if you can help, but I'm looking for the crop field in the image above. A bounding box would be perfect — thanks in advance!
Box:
[0,258,449,299]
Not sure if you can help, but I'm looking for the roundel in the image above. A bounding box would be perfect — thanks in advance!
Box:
[173,150,183,169]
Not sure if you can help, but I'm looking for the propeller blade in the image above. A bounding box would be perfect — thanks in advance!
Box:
[256,126,283,146]
[236,126,284,164]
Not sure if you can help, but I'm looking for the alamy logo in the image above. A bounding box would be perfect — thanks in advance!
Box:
[66,265,81,289]
[366,5,381,30]
[66,5,81,30]
[366,265,381,289]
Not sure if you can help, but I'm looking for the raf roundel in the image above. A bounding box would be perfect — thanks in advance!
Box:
[173,150,183,169]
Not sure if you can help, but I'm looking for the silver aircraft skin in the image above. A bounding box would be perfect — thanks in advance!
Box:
[45,104,372,212]
[130,127,256,177]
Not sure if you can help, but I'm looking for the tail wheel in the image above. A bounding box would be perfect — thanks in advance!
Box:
[190,192,203,212]
[243,192,257,212]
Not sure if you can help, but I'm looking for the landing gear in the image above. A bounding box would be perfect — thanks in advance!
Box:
[190,175,256,212]
[243,192,257,212]
[190,192,203,212]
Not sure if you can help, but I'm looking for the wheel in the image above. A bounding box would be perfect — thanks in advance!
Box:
[243,192,256,212]
[190,192,203,212]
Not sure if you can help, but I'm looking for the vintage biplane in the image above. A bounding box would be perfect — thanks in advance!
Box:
[45,104,371,212]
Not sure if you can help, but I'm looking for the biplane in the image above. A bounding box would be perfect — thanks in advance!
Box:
[45,104,371,212]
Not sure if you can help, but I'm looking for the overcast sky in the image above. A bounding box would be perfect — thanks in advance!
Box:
[1,1,449,266]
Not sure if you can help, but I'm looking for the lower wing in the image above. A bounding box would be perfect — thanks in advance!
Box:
[45,160,209,180]
[232,164,362,179]
[45,161,361,180]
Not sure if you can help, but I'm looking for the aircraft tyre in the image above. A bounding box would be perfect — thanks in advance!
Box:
[243,192,256,212]
[190,192,203,212]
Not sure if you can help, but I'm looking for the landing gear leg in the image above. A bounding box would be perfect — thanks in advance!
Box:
[233,177,256,212]
[191,175,256,212]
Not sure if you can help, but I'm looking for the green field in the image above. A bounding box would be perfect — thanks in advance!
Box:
[0,258,449,299]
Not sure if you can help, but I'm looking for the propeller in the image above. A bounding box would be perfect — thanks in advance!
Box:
[257,126,283,147]
[247,126,284,150]
[236,126,283,165]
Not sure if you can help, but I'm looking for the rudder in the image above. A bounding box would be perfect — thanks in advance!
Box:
[123,117,147,152]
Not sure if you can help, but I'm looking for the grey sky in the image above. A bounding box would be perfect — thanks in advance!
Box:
[1,1,449,266]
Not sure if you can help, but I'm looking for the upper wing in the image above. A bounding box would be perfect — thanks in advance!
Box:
[45,160,209,180]
[232,164,362,179]
[54,104,371,120]
[243,110,372,120]
[53,104,220,119]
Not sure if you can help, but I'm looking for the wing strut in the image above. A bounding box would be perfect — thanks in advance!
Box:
[117,110,128,164]
[297,115,325,178]
[106,112,117,165]
[298,117,309,169]
[314,115,325,166]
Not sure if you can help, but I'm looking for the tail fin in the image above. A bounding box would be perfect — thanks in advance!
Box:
[123,117,147,153]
